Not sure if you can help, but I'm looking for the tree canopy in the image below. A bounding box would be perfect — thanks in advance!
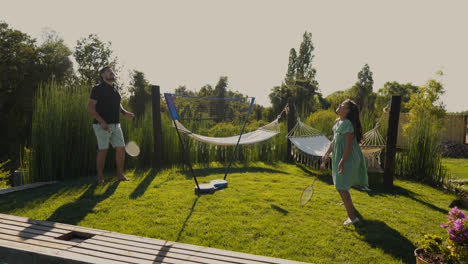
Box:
[74,34,118,85]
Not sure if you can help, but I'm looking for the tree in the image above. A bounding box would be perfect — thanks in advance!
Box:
[325,90,351,111]
[376,81,419,112]
[128,70,150,119]
[406,79,446,124]
[0,22,42,167]
[296,32,316,81]
[270,31,319,115]
[74,34,118,85]
[269,84,292,115]
[174,85,192,95]
[285,48,297,84]
[37,29,74,85]
[349,63,374,110]
[214,76,228,121]
[199,85,213,97]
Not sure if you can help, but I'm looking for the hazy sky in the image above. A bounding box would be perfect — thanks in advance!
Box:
[2,0,467,111]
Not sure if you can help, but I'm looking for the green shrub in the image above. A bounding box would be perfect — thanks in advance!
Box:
[395,79,450,186]
[360,109,376,134]
[304,109,336,137]
[417,234,445,254]
[0,160,11,188]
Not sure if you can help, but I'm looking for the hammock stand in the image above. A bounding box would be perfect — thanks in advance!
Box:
[165,93,286,194]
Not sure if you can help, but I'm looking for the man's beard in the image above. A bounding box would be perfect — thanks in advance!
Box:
[106,76,116,82]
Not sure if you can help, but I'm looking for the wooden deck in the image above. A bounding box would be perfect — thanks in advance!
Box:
[0,213,308,264]
[0,182,59,195]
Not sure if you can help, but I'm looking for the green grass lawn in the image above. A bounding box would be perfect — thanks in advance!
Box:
[442,158,468,180]
[0,162,465,264]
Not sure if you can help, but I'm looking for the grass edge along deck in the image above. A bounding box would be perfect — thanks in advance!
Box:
[0,213,309,264]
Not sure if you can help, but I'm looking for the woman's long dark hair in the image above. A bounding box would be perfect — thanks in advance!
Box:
[345,99,363,143]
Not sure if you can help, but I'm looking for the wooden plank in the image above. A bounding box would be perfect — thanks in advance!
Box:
[94,232,303,264]
[0,232,73,250]
[97,231,304,264]
[0,181,59,195]
[0,238,63,256]
[76,241,208,264]
[97,231,259,263]
[81,238,260,264]
[0,240,129,264]
[69,247,169,264]
[0,214,106,235]
[0,214,307,264]
[0,221,65,237]
[86,236,270,264]
[54,250,131,264]
[0,227,77,247]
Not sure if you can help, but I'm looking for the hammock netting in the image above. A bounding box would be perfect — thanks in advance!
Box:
[165,93,281,146]
[287,118,332,169]
[287,116,387,172]
[171,119,280,146]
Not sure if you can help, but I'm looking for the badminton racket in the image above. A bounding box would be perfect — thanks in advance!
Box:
[107,129,140,157]
[300,161,326,206]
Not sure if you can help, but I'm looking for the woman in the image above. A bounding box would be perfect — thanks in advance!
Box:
[322,99,368,225]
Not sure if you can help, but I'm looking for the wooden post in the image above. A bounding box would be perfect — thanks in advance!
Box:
[151,85,163,167]
[287,98,295,163]
[384,95,401,187]
[464,115,467,144]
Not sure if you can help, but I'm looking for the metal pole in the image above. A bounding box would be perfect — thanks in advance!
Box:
[173,120,200,190]
[224,98,255,180]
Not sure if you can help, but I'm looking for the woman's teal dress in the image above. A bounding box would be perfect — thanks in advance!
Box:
[332,119,368,191]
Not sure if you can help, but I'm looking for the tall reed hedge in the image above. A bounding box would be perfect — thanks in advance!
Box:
[394,109,450,186]
[25,82,288,182]
[394,79,450,186]
[28,82,97,183]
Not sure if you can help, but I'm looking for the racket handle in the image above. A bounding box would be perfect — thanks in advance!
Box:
[319,161,326,170]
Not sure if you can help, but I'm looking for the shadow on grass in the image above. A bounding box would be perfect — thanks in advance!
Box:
[46,181,120,225]
[176,197,199,242]
[179,166,288,179]
[14,181,119,240]
[367,184,449,215]
[0,177,102,214]
[352,210,416,263]
[295,164,333,185]
[271,204,289,215]
[129,168,160,199]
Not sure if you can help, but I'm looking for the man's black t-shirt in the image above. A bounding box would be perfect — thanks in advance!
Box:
[89,82,121,124]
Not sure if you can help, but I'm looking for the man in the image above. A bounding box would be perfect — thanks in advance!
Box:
[87,66,135,184]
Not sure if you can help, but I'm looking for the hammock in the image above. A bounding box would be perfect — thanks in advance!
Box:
[359,103,390,172]
[172,117,281,146]
[361,123,386,173]
[287,118,332,169]
[287,118,331,157]
[287,112,388,172]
